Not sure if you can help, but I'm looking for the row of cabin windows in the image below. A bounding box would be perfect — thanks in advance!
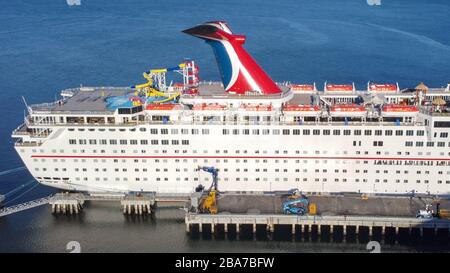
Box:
[405,141,447,147]
[70,139,189,145]
[33,149,450,163]
[68,128,210,135]
[31,141,450,155]
[29,158,391,165]
[35,167,449,177]
[38,147,450,158]
[222,128,426,136]
[66,126,439,137]
[36,175,450,184]
[68,127,431,136]
[39,157,447,166]
[26,149,432,157]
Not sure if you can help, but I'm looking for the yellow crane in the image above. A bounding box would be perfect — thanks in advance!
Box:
[196,166,219,214]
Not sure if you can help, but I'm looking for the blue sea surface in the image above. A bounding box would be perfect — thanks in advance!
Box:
[0,0,449,252]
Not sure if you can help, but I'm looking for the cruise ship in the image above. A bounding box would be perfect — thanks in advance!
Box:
[11,21,450,196]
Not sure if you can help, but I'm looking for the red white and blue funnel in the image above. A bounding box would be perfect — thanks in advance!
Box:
[183,21,281,95]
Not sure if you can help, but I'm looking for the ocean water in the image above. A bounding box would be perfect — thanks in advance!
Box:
[0,0,449,252]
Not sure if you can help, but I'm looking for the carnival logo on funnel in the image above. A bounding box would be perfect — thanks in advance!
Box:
[183,21,281,95]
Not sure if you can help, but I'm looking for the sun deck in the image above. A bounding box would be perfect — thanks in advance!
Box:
[26,82,450,119]
[195,82,291,97]
[30,87,130,114]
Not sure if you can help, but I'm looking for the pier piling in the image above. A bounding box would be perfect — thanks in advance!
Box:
[120,194,155,215]
[49,193,84,215]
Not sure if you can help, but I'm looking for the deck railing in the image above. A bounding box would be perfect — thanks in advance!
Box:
[23,118,421,128]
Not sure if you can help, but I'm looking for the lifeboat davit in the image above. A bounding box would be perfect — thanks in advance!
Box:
[381,104,418,117]
[330,104,366,117]
[368,82,399,92]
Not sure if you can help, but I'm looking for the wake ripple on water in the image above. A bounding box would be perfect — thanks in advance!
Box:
[275,18,330,45]
[366,23,450,51]
[0,166,26,177]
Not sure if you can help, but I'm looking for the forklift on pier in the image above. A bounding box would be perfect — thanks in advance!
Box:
[195,166,219,214]
[282,188,317,215]
[417,200,450,219]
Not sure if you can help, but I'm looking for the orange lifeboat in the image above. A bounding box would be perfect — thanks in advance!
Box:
[382,104,418,112]
[369,83,398,92]
[326,84,354,92]
[381,104,418,117]
[290,84,316,92]
[330,104,366,112]
[283,104,320,117]
[283,105,320,112]
[146,104,178,111]
[330,104,366,117]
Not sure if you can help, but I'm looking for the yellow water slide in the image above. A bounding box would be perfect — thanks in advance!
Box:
[152,92,181,104]
[131,63,185,103]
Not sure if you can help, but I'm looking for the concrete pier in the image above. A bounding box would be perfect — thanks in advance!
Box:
[186,213,450,242]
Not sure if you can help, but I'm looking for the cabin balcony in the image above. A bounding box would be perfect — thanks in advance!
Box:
[14,140,43,147]
[12,122,52,140]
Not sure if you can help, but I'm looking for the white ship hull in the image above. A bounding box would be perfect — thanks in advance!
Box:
[14,121,450,196]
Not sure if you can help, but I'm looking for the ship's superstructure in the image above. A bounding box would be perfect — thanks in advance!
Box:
[11,22,450,196]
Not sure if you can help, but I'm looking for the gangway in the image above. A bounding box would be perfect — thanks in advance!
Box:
[0,196,52,217]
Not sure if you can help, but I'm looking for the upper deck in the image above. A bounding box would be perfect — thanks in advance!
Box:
[177,82,293,108]
[29,87,130,114]
[27,83,450,117]
[14,82,450,147]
